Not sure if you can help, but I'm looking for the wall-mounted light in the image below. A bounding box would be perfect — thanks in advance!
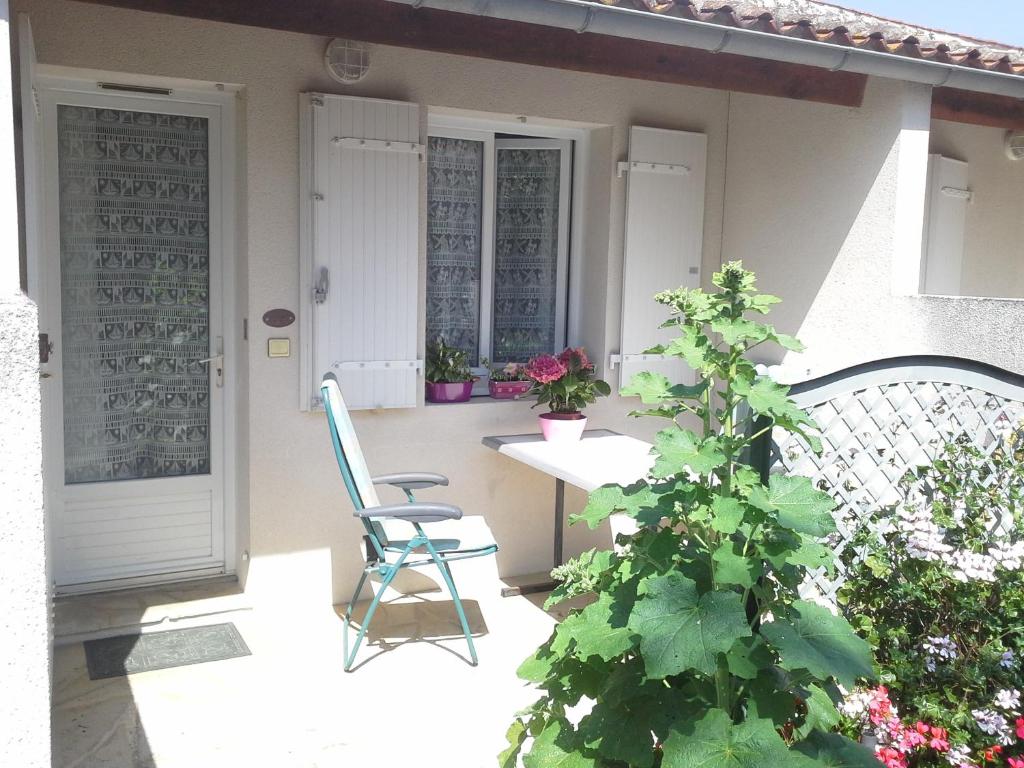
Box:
[325,39,370,84]
[1005,130,1024,162]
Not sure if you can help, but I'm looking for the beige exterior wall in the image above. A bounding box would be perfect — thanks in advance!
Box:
[929,119,1024,300]
[16,0,1024,606]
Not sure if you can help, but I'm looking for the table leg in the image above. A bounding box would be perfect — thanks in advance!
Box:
[500,476,566,598]
[554,477,565,568]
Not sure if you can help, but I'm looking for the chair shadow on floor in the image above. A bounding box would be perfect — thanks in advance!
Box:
[333,570,490,671]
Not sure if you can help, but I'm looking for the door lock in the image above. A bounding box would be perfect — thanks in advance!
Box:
[198,353,225,388]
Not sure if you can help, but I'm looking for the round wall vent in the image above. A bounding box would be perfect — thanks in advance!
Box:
[325,39,370,84]
[1005,130,1024,162]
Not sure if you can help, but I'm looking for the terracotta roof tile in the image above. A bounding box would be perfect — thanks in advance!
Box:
[586,0,1024,79]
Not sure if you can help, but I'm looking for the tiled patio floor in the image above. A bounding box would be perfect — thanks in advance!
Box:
[52,559,576,768]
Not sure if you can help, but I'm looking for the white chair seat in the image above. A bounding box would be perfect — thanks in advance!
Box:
[380,515,497,555]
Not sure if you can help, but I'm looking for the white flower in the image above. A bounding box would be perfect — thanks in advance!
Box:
[989,539,1024,571]
[972,708,1013,744]
[1001,650,1016,670]
[923,635,958,662]
[994,688,1021,713]
[838,689,874,723]
[949,550,998,583]
[946,744,972,766]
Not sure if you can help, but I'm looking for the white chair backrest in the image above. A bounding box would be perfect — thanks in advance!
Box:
[321,374,381,510]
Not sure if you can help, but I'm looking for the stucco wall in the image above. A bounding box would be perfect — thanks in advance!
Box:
[16,0,1024,608]
[722,77,1024,379]
[929,119,1024,300]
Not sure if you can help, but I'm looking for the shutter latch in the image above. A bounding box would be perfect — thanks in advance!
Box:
[314,267,330,304]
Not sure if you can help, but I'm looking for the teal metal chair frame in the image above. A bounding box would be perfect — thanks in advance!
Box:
[321,375,498,671]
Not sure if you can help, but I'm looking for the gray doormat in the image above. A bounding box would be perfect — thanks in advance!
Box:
[84,622,251,680]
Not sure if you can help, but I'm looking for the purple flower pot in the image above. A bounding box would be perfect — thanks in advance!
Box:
[539,412,587,442]
[488,380,532,400]
[425,380,474,403]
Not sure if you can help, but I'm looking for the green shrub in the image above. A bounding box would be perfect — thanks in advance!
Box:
[838,425,1024,765]
[500,263,876,768]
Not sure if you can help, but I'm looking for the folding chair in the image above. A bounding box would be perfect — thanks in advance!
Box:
[321,374,499,670]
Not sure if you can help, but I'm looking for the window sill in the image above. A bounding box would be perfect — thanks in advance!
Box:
[424,394,537,407]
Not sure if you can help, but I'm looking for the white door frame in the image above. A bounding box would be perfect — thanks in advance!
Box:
[34,69,239,593]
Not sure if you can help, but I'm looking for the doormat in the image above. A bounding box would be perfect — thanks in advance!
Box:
[84,622,251,680]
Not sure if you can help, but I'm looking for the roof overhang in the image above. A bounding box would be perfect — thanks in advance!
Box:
[386,0,1024,100]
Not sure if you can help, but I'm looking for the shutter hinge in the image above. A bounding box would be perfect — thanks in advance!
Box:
[310,94,325,107]
[313,267,329,304]
[39,332,53,363]
[312,192,324,202]
[311,394,324,409]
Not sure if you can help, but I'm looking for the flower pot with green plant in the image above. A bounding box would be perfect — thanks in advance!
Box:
[483,358,532,400]
[424,337,475,403]
[525,347,610,442]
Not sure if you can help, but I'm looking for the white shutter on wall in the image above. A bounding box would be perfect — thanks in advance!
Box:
[617,126,707,390]
[300,93,423,410]
[921,154,968,296]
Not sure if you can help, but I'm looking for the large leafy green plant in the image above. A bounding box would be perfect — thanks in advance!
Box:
[501,263,876,768]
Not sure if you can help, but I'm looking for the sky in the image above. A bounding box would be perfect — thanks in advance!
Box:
[835,0,1024,47]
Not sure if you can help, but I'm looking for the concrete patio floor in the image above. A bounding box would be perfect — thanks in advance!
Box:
[52,559,577,768]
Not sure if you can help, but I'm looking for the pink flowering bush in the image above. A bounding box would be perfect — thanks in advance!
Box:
[524,346,609,414]
[839,423,1024,767]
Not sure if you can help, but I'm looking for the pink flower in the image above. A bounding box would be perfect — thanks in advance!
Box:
[557,346,593,372]
[1016,717,1024,739]
[1008,758,1024,768]
[525,354,568,384]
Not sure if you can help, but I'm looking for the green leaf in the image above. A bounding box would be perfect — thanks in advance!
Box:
[579,701,657,768]
[748,293,782,314]
[518,638,558,683]
[733,378,817,430]
[571,482,665,530]
[710,496,746,534]
[786,536,836,574]
[621,371,709,403]
[713,540,761,588]
[711,317,770,346]
[653,430,727,478]
[793,731,879,768]
[661,710,794,768]
[555,589,636,662]
[627,573,750,678]
[770,332,805,353]
[499,719,528,768]
[523,719,596,768]
[760,601,874,689]
[796,683,841,740]
[748,475,836,538]
[725,637,772,680]
[665,325,717,371]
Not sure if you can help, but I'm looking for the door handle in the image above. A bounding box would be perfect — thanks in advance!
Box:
[198,354,225,388]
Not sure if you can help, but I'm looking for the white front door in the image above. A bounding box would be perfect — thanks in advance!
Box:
[37,77,236,591]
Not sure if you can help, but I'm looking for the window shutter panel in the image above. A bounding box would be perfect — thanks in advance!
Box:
[921,154,968,296]
[618,126,707,390]
[301,94,423,410]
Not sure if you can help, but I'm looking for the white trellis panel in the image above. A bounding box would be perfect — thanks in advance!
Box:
[618,126,706,391]
[301,93,423,410]
[765,357,1024,601]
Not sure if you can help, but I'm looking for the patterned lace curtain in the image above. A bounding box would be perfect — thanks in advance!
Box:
[425,136,483,366]
[58,105,211,484]
[493,147,561,363]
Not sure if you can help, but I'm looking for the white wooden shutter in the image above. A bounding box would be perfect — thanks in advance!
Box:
[301,93,423,410]
[18,14,42,301]
[617,126,706,390]
[921,154,968,296]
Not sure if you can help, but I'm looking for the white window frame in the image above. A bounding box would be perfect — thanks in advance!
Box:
[426,113,582,391]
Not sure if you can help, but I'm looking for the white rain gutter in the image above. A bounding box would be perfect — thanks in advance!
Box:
[388,0,1024,99]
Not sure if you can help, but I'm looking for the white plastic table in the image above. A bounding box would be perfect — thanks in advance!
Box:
[482,429,654,595]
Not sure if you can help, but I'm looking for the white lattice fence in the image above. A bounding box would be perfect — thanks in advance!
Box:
[764,358,1024,600]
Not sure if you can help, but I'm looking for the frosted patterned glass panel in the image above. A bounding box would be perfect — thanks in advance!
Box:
[426,136,483,366]
[58,105,211,484]
[493,147,561,363]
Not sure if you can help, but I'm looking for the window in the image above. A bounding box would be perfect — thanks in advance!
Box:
[425,127,572,378]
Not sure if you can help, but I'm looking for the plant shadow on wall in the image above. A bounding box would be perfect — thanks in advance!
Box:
[501,263,878,768]
[837,425,1024,768]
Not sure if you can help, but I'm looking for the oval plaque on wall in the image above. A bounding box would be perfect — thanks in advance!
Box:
[262,308,296,328]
